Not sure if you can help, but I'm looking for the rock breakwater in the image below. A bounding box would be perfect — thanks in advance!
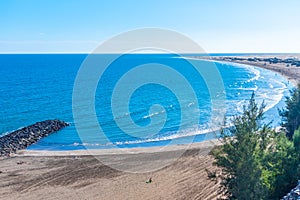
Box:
[0,120,69,156]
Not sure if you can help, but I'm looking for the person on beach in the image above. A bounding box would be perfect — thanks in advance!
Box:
[146,177,152,184]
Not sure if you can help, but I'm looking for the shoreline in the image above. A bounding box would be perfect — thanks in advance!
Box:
[18,139,220,156]
[201,55,300,86]
[14,54,300,157]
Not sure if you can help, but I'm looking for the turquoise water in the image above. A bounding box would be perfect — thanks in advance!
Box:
[0,54,293,150]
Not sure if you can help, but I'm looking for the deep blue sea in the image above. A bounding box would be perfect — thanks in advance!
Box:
[0,54,293,150]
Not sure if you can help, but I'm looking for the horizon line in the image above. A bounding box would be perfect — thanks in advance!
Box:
[0,52,300,55]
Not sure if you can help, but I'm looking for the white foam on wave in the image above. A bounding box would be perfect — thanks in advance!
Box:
[226,99,247,115]
[114,126,220,145]
[67,126,222,147]
[70,142,113,147]
[251,75,286,113]
[0,125,26,137]
[142,111,163,119]
[209,59,262,83]
[268,83,274,89]
[256,78,287,111]
[115,103,194,122]
[236,85,258,91]
[217,60,287,115]
[246,66,261,82]
[188,102,195,107]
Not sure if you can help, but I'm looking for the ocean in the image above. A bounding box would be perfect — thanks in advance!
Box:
[0,54,293,150]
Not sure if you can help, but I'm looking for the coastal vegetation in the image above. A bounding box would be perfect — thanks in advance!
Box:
[280,84,300,139]
[218,56,300,67]
[209,85,300,199]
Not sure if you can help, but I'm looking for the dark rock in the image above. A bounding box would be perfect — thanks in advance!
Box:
[0,120,69,157]
[282,180,300,200]
[247,58,257,62]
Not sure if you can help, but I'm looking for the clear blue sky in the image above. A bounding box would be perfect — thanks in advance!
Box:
[1,0,300,53]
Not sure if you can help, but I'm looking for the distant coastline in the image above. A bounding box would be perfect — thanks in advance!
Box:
[200,54,300,86]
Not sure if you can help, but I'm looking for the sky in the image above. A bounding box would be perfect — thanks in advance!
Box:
[1,0,300,53]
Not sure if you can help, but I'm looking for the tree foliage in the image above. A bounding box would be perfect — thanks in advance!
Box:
[211,94,268,199]
[280,84,300,139]
[210,94,300,199]
[263,132,298,199]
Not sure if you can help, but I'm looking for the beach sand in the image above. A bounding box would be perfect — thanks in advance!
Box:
[1,54,299,200]
[0,141,221,200]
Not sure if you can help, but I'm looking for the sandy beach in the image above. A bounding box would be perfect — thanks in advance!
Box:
[1,54,300,200]
[0,141,221,200]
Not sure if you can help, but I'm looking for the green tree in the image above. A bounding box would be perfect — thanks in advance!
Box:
[262,132,297,199]
[265,128,300,199]
[211,94,269,199]
[210,94,300,199]
[293,128,300,153]
[280,84,300,139]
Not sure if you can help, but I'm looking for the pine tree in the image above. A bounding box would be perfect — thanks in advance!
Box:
[280,84,300,139]
[209,93,300,199]
[211,93,269,199]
